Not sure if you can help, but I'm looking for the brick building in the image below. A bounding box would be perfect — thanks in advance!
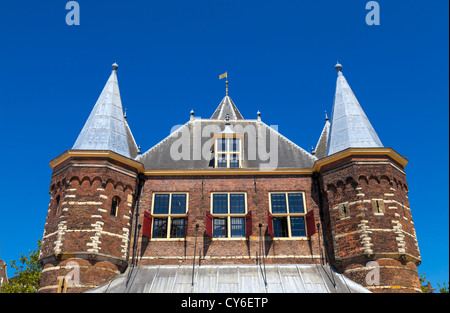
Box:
[38,63,421,293]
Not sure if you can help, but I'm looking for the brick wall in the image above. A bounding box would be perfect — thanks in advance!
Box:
[38,156,138,293]
[131,175,324,267]
[319,154,421,293]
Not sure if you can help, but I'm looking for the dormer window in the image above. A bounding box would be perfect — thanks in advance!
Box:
[213,136,243,168]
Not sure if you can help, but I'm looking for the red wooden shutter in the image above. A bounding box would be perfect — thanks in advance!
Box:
[245,210,253,237]
[306,210,317,237]
[205,211,213,237]
[267,210,274,238]
[184,211,189,237]
[143,211,153,238]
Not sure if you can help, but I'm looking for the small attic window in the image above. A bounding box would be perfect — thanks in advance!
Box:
[213,135,243,168]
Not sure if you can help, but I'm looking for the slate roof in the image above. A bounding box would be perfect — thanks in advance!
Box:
[72,64,137,158]
[210,95,244,120]
[326,66,383,156]
[136,119,317,170]
[86,264,370,293]
[314,116,331,159]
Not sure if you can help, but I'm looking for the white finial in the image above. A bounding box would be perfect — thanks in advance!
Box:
[112,62,119,70]
[257,110,261,122]
[190,109,195,121]
[335,62,342,72]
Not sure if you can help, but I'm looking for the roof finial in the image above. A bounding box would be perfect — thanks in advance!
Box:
[124,108,127,120]
[335,62,342,72]
[112,62,119,71]
[137,145,141,155]
[325,110,329,121]
[257,110,261,122]
[190,109,195,121]
[226,80,229,96]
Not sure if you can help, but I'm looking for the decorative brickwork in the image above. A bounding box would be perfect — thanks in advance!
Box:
[319,153,421,292]
[38,156,138,293]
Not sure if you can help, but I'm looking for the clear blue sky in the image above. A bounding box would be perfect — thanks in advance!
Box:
[0,1,448,287]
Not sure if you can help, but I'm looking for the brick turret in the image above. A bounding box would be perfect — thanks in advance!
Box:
[38,64,142,293]
[318,149,421,292]
[38,151,140,292]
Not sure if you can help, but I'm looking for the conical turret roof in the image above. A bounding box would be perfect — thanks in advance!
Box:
[72,63,135,158]
[326,64,383,156]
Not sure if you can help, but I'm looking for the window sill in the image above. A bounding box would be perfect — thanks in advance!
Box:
[271,237,308,241]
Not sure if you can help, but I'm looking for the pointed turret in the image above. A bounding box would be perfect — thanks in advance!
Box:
[72,63,135,158]
[326,63,383,156]
[210,81,244,120]
[314,111,331,159]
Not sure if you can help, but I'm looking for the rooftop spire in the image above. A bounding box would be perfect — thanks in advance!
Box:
[326,63,383,156]
[72,63,133,158]
[211,72,244,120]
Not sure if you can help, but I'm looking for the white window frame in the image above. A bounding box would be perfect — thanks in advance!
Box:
[213,134,244,169]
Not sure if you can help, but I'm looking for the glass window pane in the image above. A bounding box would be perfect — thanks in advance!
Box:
[231,138,240,152]
[213,194,228,214]
[273,217,288,237]
[153,218,168,238]
[217,154,227,168]
[290,217,306,237]
[230,194,245,214]
[229,154,239,168]
[213,218,227,238]
[271,193,287,213]
[231,217,245,237]
[170,218,186,238]
[217,138,227,152]
[288,193,305,213]
[154,194,170,214]
[171,194,186,214]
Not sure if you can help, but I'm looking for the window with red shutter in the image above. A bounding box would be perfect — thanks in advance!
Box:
[205,211,213,237]
[267,210,274,238]
[306,210,317,237]
[245,210,253,237]
[143,211,153,238]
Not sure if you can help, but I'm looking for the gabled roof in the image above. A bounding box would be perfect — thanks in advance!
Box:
[326,64,383,156]
[72,64,133,158]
